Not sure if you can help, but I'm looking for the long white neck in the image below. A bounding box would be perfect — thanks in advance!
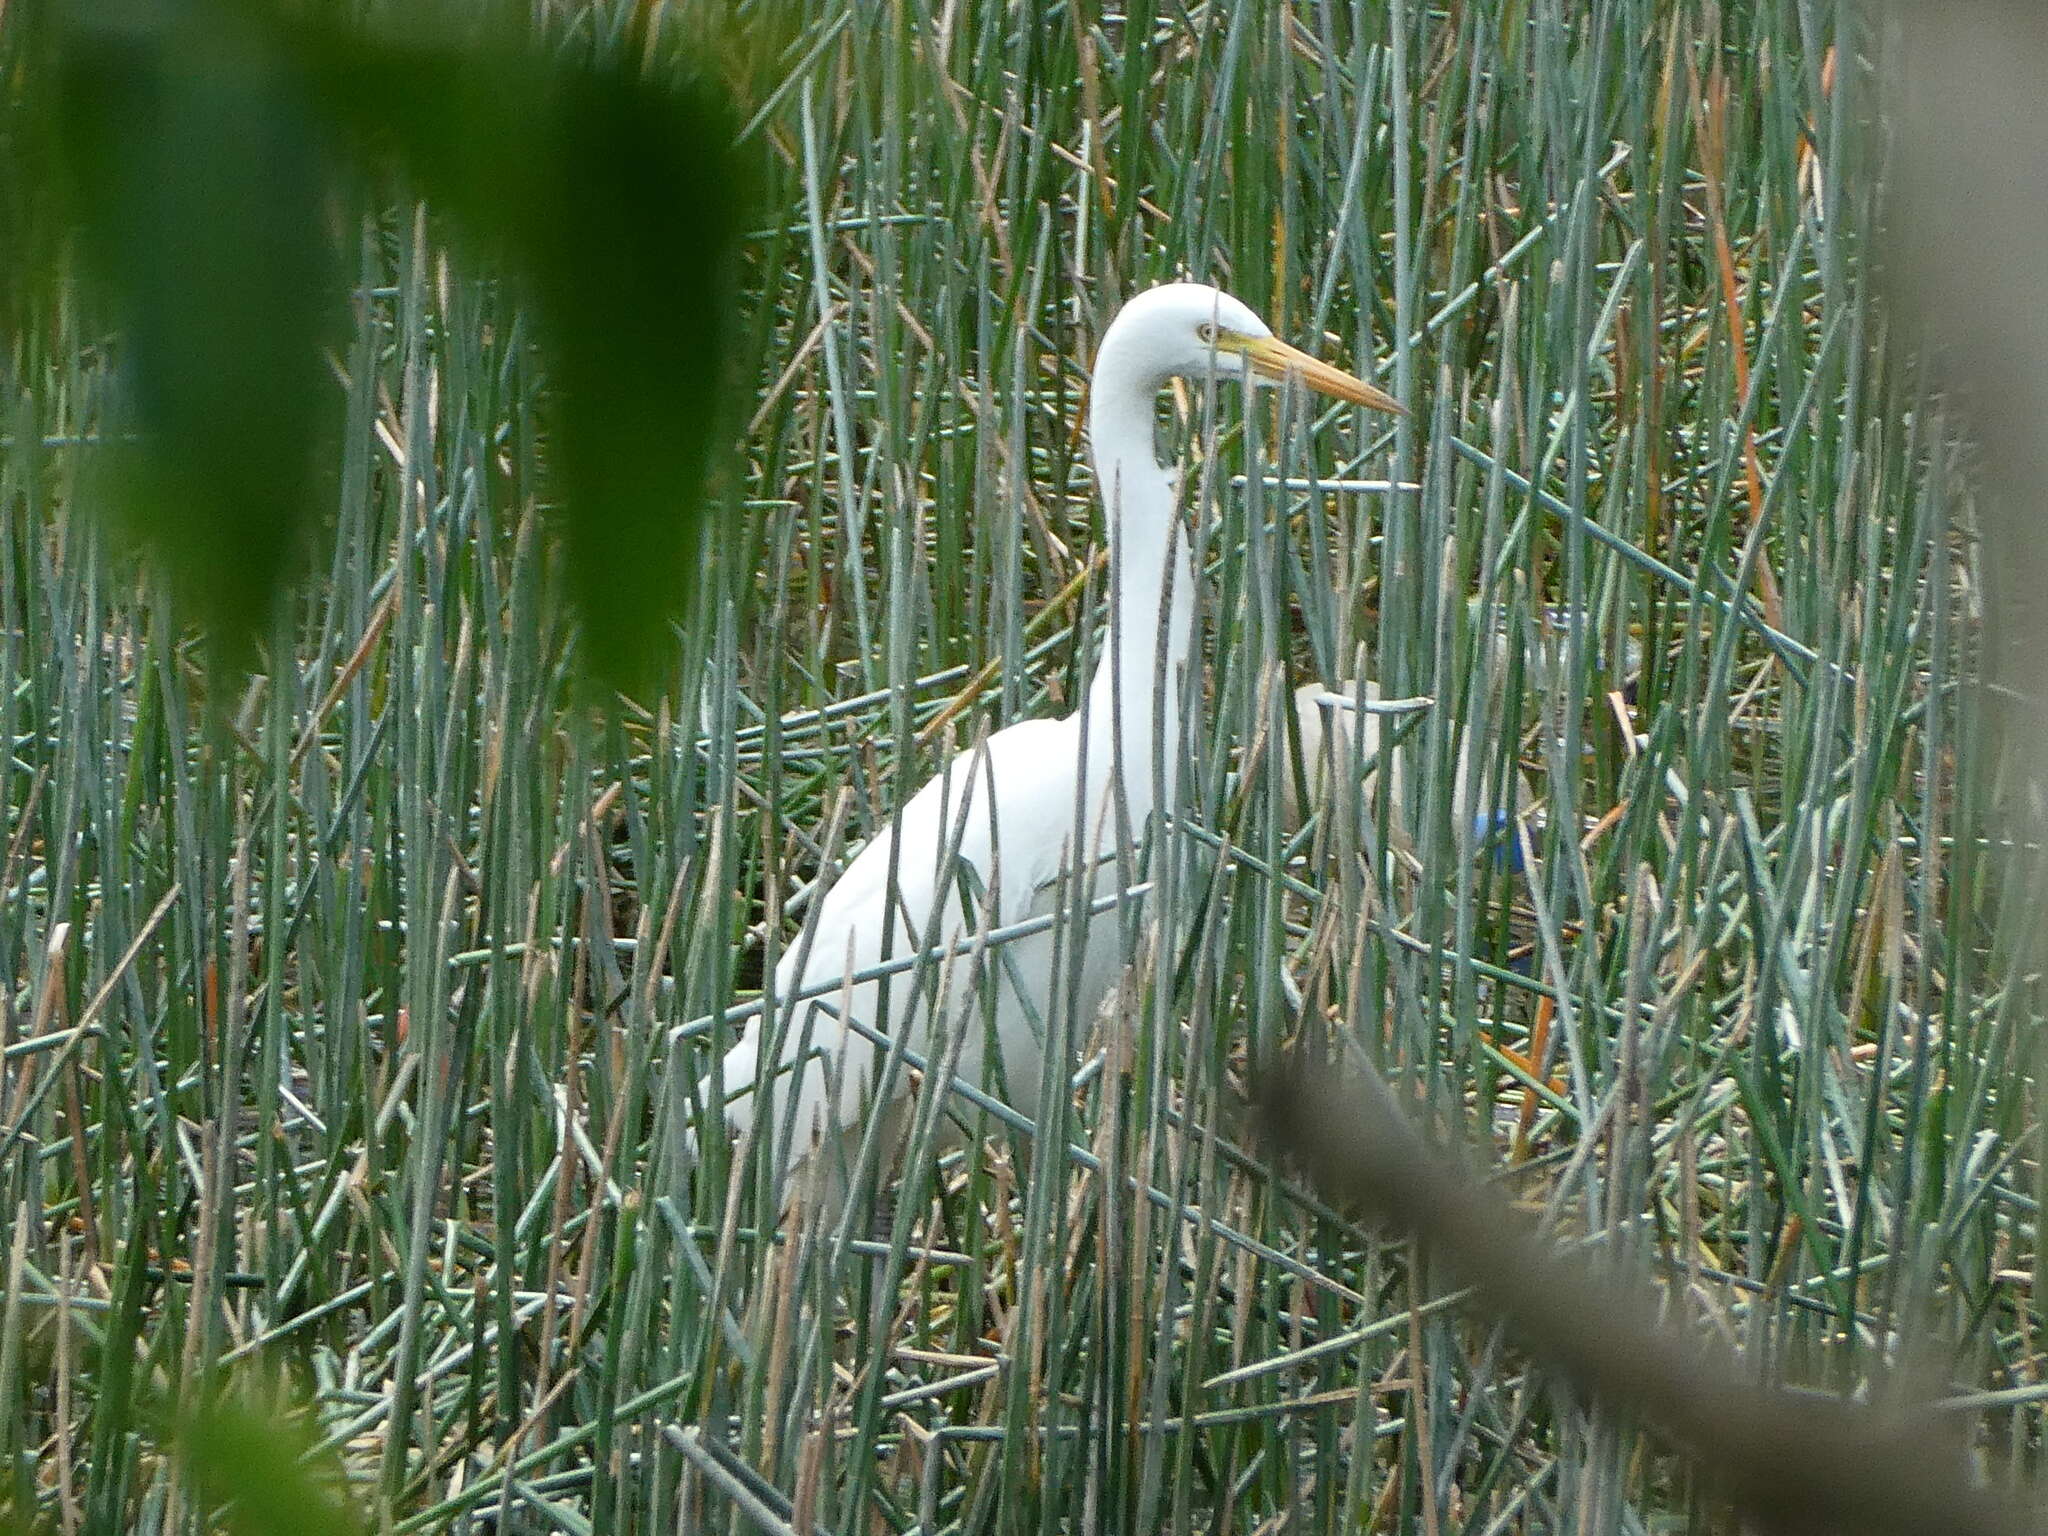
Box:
[1083,346,1197,826]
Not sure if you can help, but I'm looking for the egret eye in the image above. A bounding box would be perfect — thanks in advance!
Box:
[1197,322,1217,344]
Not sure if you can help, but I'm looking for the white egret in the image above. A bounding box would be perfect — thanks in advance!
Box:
[703,283,1401,1211]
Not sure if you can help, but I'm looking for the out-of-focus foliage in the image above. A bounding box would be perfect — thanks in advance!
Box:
[43,4,347,675]
[1878,1,2048,776]
[171,1391,365,1536]
[12,0,766,696]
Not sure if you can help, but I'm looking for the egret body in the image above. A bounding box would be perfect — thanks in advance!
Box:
[705,283,1401,1211]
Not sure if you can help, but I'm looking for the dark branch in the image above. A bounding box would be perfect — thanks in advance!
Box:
[1254,1059,2042,1536]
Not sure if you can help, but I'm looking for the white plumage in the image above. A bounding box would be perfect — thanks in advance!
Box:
[702,283,1401,1211]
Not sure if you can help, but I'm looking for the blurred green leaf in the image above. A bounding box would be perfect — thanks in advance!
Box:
[49,0,344,671]
[22,0,759,698]
[0,15,69,347]
[521,77,749,701]
[307,29,752,698]
[173,1392,364,1536]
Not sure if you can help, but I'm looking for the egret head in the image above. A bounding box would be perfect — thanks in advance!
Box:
[1099,282,1404,415]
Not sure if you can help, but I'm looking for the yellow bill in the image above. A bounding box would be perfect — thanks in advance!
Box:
[1237,334,1406,416]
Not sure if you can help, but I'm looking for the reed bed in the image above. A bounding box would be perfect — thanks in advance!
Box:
[2,2,2035,1532]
